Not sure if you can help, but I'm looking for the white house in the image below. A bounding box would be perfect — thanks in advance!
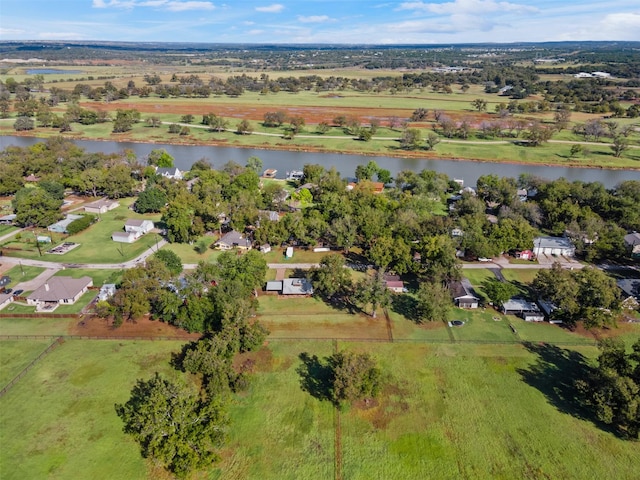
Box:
[26,276,93,311]
[84,198,120,214]
[450,278,479,309]
[156,167,183,180]
[533,236,575,257]
[112,231,138,243]
[124,219,154,235]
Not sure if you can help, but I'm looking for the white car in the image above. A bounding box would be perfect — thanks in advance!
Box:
[478,257,492,262]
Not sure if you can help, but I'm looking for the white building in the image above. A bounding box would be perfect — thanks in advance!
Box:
[124,219,154,235]
[533,236,575,257]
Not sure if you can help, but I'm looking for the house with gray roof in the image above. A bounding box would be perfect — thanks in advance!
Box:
[26,276,93,311]
[624,233,640,259]
[214,230,251,250]
[450,278,479,309]
[47,214,83,234]
[533,236,575,257]
[84,198,120,214]
[124,219,154,235]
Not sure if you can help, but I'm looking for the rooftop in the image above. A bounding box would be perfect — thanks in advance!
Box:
[27,276,92,302]
[534,236,574,249]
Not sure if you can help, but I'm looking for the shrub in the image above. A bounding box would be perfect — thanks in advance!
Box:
[66,214,96,235]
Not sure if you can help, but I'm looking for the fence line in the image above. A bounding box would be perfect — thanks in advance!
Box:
[0,337,64,398]
[0,334,598,347]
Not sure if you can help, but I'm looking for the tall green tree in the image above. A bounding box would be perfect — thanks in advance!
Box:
[353,270,391,318]
[576,339,640,439]
[12,187,63,227]
[115,373,227,478]
[311,254,352,300]
[415,282,452,323]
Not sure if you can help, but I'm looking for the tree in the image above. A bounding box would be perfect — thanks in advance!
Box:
[147,149,174,167]
[569,144,583,158]
[316,121,330,134]
[471,98,487,112]
[353,270,391,318]
[410,108,429,121]
[415,282,451,323]
[524,122,553,146]
[611,136,629,158]
[236,119,252,135]
[311,254,351,300]
[482,278,519,307]
[153,249,183,276]
[115,373,227,478]
[12,187,63,228]
[425,132,440,151]
[163,202,195,243]
[400,128,422,150]
[180,114,194,123]
[246,156,263,174]
[328,351,381,408]
[576,339,640,439]
[14,116,35,131]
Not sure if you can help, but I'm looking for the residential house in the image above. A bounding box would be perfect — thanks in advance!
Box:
[156,167,183,180]
[84,198,120,214]
[538,300,562,324]
[124,219,154,235]
[0,214,16,224]
[346,181,385,194]
[264,278,314,296]
[26,276,93,311]
[515,250,534,260]
[286,170,304,181]
[384,274,405,293]
[617,279,640,311]
[47,214,83,234]
[24,174,40,183]
[450,278,480,309]
[258,210,280,222]
[533,236,575,257]
[502,298,544,321]
[0,292,14,311]
[624,233,640,259]
[214,230,251,250]
[112,231,139,243]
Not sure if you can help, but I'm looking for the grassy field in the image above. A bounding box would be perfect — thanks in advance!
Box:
[160,236,220,264]
[0,317,77,336]
[0,339,183,480]
[0,338,55,386]
[53,268,123,286]
[1,332,639,479]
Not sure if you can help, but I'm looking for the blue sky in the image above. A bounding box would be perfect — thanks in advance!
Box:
[0,0,639,44]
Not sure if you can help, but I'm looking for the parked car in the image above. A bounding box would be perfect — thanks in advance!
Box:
[13,289,23,297]
[3,288,12,294]
[478,257,492,262]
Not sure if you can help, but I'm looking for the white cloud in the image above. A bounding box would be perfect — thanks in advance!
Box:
[92,0,215,11]
[38,31,87,40]
[248,29,265,35]
[0,28,26,36]
[297,15,331,23]
[255,4,284,13]
[165,1,215,11]
[399,0,537,15]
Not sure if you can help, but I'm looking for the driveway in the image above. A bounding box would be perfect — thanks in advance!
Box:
[12,268,58,293]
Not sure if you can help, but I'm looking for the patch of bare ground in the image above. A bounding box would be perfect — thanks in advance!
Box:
[356,382,411,430]
[70,314,199,339]
[232,346,274,374]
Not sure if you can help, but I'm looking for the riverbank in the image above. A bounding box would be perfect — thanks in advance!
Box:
[2,120,640,171]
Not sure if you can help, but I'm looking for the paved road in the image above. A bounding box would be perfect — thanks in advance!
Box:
[0,239,168,271]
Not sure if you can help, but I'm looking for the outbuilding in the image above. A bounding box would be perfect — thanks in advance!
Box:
[533,236,575,257]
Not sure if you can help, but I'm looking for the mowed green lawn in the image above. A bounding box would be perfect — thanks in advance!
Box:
[0,339,184,480]
[0,317,77,336]
[1,199,162,264]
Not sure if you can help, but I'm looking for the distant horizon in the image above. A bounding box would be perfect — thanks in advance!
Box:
[1,1,638,44]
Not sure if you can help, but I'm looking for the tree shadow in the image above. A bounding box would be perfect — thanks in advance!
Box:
[390,293,419,322]
[296,352,333,403]
[517,342,619,436]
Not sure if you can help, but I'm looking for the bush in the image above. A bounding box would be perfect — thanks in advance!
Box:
[66,214,96,235]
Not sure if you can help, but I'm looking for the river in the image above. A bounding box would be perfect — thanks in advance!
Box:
[1,136,638,188]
